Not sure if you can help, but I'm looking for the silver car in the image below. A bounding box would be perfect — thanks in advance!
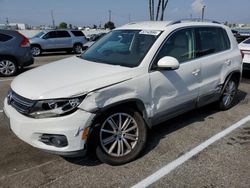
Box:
[30,30,87,56]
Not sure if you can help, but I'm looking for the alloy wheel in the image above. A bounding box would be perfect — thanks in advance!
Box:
[100,113,139,157]
[31,46,41,56]
[222,80,237,107]
[74,45,83,54]
[0,60,17,76]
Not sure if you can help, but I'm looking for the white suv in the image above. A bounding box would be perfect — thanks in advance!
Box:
[4,21,242,165]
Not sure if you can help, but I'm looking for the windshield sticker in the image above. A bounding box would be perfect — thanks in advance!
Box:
[139,30,161,36]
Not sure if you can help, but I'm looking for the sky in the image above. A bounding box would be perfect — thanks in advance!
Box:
[0,0,249,27]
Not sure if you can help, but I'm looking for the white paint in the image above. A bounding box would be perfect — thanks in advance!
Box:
[131,115,250,188]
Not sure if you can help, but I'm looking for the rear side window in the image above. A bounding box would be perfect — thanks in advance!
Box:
[56,31,71,38]
[0,33,13,42]
[197,27,230,57]
[71,31,85,37]
[243,38,250,44]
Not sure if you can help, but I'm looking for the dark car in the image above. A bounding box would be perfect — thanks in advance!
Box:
[0,29,34,76]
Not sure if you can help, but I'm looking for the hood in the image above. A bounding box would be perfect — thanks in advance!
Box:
[11,56,139,100]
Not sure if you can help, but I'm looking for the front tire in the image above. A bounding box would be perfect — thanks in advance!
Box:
[31,45,42,56]
[95,108,147,165]
[0,58,18,77]
[218,77,238,110]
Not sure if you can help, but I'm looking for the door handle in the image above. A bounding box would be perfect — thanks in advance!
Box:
[225,59,231,66]
[192,69,200,76]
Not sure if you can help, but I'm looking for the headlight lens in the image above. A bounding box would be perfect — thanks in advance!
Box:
[29,96,85,118]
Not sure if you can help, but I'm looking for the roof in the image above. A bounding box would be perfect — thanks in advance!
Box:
[117,20,224,31]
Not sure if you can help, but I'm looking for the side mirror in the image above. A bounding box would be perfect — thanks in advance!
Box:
[157,56,180,70]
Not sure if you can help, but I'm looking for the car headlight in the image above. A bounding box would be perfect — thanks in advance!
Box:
[29,96,85,119]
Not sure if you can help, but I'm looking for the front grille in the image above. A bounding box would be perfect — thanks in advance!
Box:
[7,90,35,115]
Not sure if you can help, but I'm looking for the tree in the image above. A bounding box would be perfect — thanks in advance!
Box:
[59,22,67,29]
[104,21,115,30]
[93,24,97,29]
[149,0,169,21]
[69,24,72,29]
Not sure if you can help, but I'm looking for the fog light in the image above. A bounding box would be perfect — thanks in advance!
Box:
[40,134,68,148]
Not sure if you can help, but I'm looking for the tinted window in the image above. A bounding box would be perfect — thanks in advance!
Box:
[198,27,230,57]
[0,33,13,42]
[71,31,85,37]
[43,31,57,39]
[243,38,250,44]
[156,28,196,63]
[56,31,71,38]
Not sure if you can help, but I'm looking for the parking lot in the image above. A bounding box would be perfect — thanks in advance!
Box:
[0,54,250,188]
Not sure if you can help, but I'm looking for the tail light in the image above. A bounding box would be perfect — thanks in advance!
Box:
[17,31,30,47]
[240,50,244,59]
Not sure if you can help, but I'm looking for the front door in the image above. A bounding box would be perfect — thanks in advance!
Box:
[149,28,200,123]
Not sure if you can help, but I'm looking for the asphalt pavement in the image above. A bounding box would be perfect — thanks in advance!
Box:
[0,54,249,188]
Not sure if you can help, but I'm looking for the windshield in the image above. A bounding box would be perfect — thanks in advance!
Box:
[81,29,162,67]
[32,31,45,38]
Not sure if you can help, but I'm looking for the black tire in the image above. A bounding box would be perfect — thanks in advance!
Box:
[31,45,42,56]
[94,107,147,165]
[73,44,83,54]
[218,77,238,110]
[0,57,18,77]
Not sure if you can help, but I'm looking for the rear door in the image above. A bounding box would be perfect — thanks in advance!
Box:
[196,27,232,106]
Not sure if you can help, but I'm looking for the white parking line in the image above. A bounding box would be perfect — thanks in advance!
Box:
[0,78,14,82]
[131,115,250,188]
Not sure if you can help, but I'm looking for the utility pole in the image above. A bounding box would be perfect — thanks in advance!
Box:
[128,13,131,23]
[202,6,206,21]
[109,10,112,22]
[5,17,9,25]
[51,9,55,28]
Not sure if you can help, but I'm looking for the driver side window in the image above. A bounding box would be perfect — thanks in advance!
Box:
[156,28,196,64]
[43,31,56,39]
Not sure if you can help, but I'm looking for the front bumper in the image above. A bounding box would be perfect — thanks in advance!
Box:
[3,98,95,156]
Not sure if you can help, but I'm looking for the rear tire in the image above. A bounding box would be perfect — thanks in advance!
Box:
[73,44,83,54]
[0,57,18,77]
[218,77,238,110]
[95,108,147,165]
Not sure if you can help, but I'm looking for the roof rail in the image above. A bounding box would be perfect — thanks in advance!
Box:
[169,18,221,25]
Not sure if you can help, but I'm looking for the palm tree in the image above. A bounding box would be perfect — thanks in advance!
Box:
[149,0,169,21]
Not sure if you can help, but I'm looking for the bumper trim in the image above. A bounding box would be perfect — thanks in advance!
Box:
[42,148,87,157]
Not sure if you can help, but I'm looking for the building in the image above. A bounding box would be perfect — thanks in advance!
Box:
[0,23,28,30]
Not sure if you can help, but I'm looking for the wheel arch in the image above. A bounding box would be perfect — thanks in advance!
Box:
[31,43,42,49]
[221,70,241,95]
[0,55,18,62]
[73,42,83,47]
[92,99,151,128]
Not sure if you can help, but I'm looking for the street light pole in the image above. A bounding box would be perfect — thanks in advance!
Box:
[202,5,206,21]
